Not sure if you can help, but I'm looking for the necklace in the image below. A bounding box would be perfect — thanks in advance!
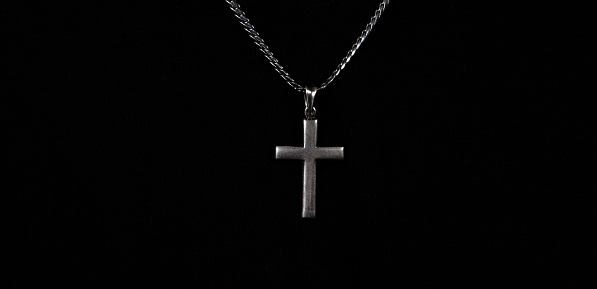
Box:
[226,0,391,217]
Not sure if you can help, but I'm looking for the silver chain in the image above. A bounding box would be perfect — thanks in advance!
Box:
[225,0,390,92]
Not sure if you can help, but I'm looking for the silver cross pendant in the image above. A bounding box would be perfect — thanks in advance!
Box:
[275,87,344,218]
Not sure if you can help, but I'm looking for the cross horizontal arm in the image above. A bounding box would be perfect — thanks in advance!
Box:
[276,146,305,159]
[314,147,344,160]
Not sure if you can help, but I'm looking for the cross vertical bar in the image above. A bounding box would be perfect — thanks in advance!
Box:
[304,119,317,148]
[302,160,316,218]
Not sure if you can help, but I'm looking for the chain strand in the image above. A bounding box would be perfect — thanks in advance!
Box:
[225,0,390,92]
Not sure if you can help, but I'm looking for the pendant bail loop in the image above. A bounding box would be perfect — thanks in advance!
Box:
[304,86,317,119]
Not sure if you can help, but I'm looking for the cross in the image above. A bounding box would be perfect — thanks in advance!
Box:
[276,119,344,218]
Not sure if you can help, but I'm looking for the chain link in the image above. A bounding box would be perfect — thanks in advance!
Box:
[225,0,390,92]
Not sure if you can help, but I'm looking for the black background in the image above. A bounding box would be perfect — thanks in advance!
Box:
[5,0,594,287]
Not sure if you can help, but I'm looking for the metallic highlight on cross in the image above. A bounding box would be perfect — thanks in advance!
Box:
[276,119,344,218]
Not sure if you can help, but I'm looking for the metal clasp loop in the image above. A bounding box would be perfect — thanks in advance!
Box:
[304,86,317,119]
